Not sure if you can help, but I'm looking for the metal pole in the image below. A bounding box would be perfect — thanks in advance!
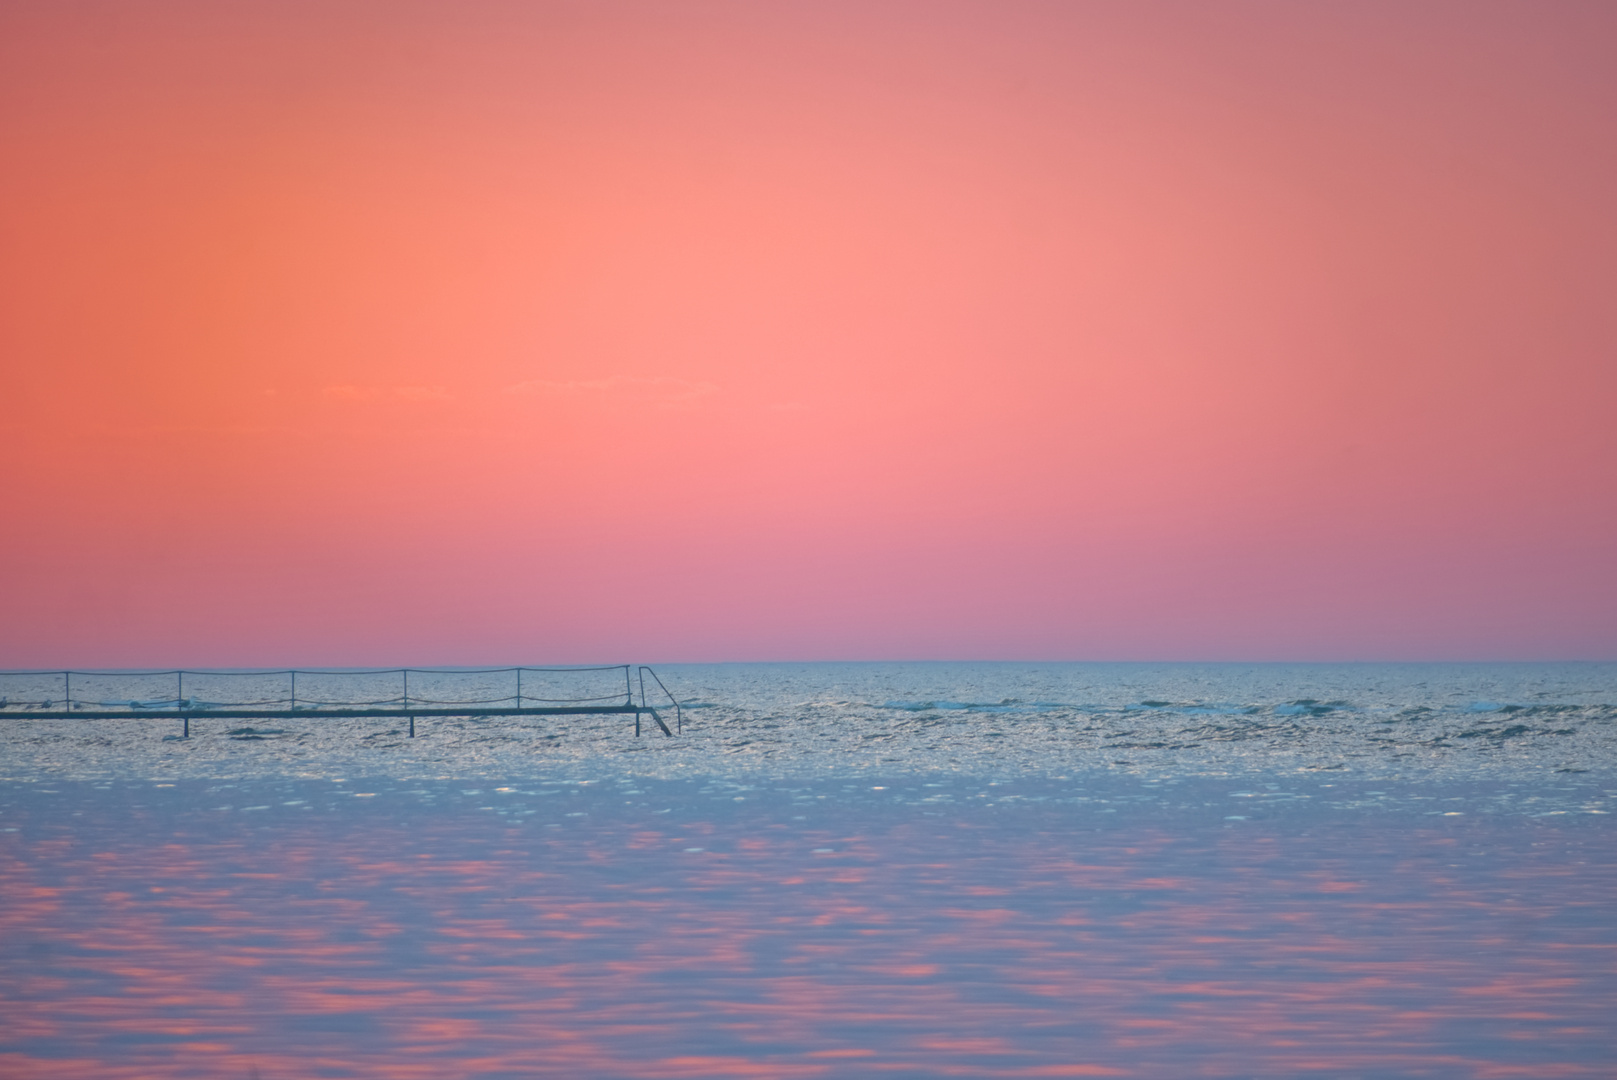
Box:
[628,665,638,736]
[409,715,415,738]
[178,671,184,709]
[516,668,522,709]
[290,670,296,710]
[403,669,409,709]
[64,672,71,712]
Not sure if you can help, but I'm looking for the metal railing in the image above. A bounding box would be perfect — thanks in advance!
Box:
[0,665,683,739]
[636,665,683,736]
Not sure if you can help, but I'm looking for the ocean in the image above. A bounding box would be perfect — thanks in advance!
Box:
[2,662,1614,1078]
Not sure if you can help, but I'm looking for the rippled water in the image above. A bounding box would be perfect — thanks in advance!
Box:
[2,664,1614,1078]
[3,662,1614,791]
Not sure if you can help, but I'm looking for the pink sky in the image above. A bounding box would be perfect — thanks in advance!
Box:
[2,1,1614,665]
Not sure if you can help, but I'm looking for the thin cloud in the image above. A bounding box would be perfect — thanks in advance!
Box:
[322,385,451,402]
[503,375,720,408]
[392,385,451,401]
[322,385,381,402]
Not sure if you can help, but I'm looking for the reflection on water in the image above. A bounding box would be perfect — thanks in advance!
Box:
[2,778,1614,1078]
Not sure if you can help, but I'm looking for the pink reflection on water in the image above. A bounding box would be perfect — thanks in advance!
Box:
[1,805,1614,1078]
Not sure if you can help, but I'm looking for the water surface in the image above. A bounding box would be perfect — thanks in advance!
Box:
[2,664,1613,1078]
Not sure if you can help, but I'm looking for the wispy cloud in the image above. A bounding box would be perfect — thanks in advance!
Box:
[392,385,451,402]
[503,375,720,408]
[322,385,451,403]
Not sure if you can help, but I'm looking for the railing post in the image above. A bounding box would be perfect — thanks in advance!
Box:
[64,671,71,712]
[640,666,682,735]
[177,671,183,709]
[628,665,638,735]
[516,667,522,709]
[290,670,296,711]
[403,669,409,710]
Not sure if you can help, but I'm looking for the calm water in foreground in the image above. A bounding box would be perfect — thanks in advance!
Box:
[2,663,1614,1078]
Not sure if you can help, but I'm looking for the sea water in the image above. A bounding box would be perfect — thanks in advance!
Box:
[2,662,1614,1078]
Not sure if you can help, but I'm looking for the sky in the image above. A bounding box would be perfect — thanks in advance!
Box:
[2,0,1614,666]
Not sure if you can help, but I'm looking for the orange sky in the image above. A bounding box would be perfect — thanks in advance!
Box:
[3,1,1614,665]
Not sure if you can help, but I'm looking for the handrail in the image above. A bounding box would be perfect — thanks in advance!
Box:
[0,664,684,740]
[0,664,632,677]
[0,665,640,712]
[638,666,683,734]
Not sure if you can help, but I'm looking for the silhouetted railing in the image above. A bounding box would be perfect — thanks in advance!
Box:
[0,665,683,738]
